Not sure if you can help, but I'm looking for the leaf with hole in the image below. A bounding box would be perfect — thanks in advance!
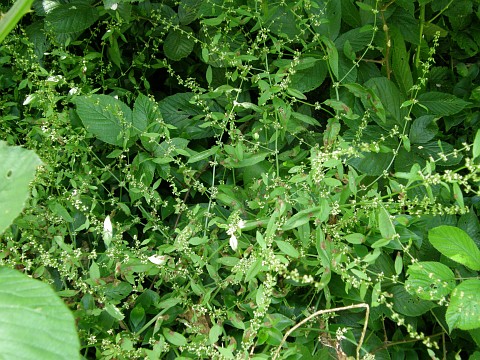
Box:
[0,142,42,234]
[0,267,80,360]
[405,261,456,301]
[446,279,480,331]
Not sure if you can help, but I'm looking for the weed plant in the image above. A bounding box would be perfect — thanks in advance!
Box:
[1,0,480,359]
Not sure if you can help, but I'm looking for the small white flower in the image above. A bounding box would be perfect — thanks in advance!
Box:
[148,254,166,265]
[229,234,238,251]
[103,215,113,246]
[110,3,118,10]
[68,87,79,96]
[238,219,245,229]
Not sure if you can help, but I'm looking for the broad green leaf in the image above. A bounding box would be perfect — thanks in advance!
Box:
[391,29,413,96]
[446,279,480,331]
[163,328,187,346]
[89,261,100,281]
[405,261,456,301]
[0,267,80,360]
[364,77,406,128]
[163,27,195,61]
[75,95,133,146]
[378,206,396,240]
[275,240,300,258]
[429,226,480,271]
[308,0,341,40]
[391,285,436,317]
[158,93,216,139]
[46,0,98,34]
[409,115,438,144]
[344,233,365,244]
[178,0,202,25]
[0,142,42,234]
[289,59,328,93]
[132,94,153,135]
[208,324,223,344]
[415,92,471,117]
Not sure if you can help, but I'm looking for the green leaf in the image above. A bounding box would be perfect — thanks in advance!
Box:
[163,27,195,61]
[187,146,219,164]
[46,0,98,34]
[0,0,34,44]
[409,115,438,144]
[163,328,187,346]
[209,324,223,344]
[473,129,480,160]
[75,94,133,146]
[282,203,330,231]
[378,206,396,240]
[0,267,80,360]
[405,261,456,301]
[89,261,100,281]
[289,59,328,93]
[324,38,339,80]
[344,233,365,245]
[275,240,300,258]
[391,285,436,317]
[391,29,413,96]
[132,94,153,135]
[105,303,125,320]
[446,279,480,331]
[0,142,42,234]
[429,226,480,271]
[415,92,471,116]
[308,0,341,40]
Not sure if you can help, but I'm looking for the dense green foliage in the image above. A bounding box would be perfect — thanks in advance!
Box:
[1,0,480,359]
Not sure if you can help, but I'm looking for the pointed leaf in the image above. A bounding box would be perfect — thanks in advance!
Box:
[163,27,195,61]
[0,267,80,360]
[446,279,480,331]
[429,226,480,271]
[405,261,456,301]
[0,142,42,234]
[75,95,133,146]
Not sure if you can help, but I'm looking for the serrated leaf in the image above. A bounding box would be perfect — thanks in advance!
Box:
[446,279,480,331]
[275,240,300,258]
[0,142,42,234]
[391,285,436,317]
[391,29,413,96]
[429,226,480,270]
[405,261,456,301]
[75,95,133,146]
[132,94,153,135]
[409,115,438,144]
[163,27,195,61]
[46,1,98,34]
[415,92,471,116]
[0,267,80,360]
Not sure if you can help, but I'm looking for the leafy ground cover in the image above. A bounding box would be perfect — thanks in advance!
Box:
[1,0,480,359]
